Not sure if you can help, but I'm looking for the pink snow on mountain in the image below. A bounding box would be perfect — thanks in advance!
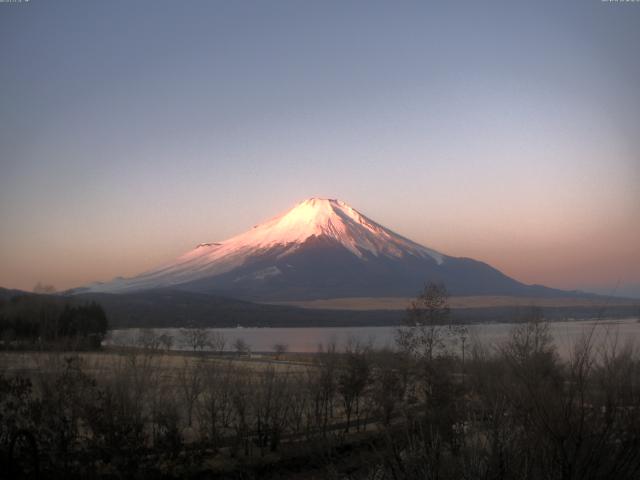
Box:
[84,198,444,293]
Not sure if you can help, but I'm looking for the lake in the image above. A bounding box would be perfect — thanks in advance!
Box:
[105,317,640,358]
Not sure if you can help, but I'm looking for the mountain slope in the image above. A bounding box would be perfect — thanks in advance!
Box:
[79,197,574,300]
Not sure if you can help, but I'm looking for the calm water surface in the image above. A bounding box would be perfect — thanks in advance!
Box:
[106,318,640,358]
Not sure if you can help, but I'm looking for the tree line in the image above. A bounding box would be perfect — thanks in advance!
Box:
[0,294,108,350]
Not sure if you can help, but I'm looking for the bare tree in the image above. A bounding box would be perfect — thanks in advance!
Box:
[273,343,288,360]
[136,329,161,352]
[501,306,557,370]
[158,332,173,351]
[82,351,159,467]
[371,349,406,425]
[209,331,226,354]
[233,338,250,356]
[180,328,211,352]
[197,361,235,449]
[396,282,454,361]
[176,358,204,427]
[286,372,310,435]
[313,341,339,436]
[337,339,371,432]
[251,366,291,455]
[489,313,640,480]
[230,369,251,456]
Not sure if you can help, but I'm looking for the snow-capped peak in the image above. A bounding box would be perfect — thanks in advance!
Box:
[187,197,443,261]
[84,198,444,293]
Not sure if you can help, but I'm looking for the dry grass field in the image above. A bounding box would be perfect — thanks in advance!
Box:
[269,295,638,311]
[0,348,310,380]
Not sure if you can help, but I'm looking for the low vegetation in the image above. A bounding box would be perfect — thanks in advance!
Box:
[1,284,640,479]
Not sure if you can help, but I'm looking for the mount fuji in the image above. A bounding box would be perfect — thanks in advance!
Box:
[80,198,568,301]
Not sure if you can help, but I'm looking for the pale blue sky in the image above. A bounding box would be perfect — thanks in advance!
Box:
[1,0,639,296]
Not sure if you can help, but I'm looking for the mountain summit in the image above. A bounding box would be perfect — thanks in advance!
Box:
[225,197,444,262]
[82,198,565,300]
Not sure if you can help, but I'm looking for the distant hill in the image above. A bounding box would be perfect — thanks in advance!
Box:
[0,287,30,301]
[3,287,637,329]
[72,289,401,328]
[69,289,640,328]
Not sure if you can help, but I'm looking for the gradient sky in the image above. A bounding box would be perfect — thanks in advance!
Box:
[1,0,639,297]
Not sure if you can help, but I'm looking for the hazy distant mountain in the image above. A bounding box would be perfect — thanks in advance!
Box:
[78,198,579,300]
[0,287,30,301]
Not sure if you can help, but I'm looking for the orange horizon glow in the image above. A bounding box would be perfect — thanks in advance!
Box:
[2,192,638,298]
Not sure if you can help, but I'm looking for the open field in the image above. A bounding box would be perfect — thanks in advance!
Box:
[268,295,640,310]
[0,348,310,377]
